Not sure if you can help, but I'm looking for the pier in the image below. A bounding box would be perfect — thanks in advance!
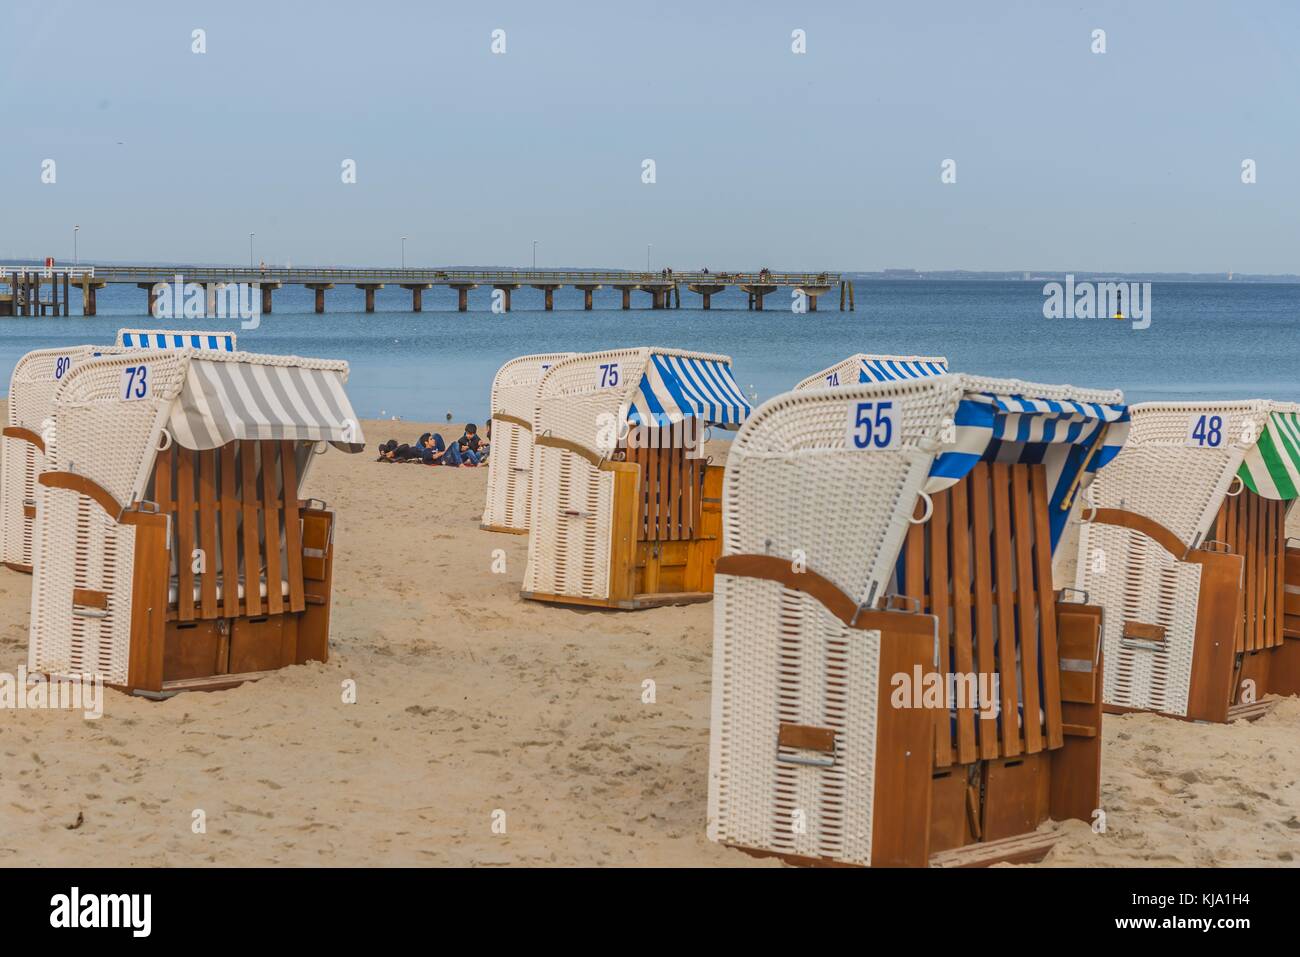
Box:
[1,266,854,316]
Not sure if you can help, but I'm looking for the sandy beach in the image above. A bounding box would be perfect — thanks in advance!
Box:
[0,416,1296,867]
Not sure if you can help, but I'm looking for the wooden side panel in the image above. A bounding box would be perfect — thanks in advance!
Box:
[1051,603,1104,823]
[297,508,336,664]
[608,465,640,602]
[1185,549,1244,723]
[870,622,936,867]
[124,514,170,693]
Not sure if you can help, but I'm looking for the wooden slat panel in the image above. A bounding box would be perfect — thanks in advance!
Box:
[153,445,173,512]
[949,474,977,764]
[176,448,196,621]
[240,440,263,617]
[220,444,240,619]
[1011,467,1043,754]
[684,452,698,538]
[198,450,219,618]
[1029,466,1064,750]
[261,440,284,616]
[969,463,1000,760]
[671,441,682,541]
[990,464,1021,756]
[281,441,306,613]
[930,489,952,768]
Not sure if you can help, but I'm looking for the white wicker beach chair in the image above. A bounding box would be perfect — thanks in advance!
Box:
[481,353,576,534]
[794,353,949,392]
[521,347,751,609]
[1,330,237,574]
[27,347,363,697]
[1075,401,1300,722]
[708,373,1128,866]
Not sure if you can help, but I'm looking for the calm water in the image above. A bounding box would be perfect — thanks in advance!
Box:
[3,279,1296,422]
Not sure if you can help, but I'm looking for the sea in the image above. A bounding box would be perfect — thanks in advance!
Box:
[2,278,1296,424]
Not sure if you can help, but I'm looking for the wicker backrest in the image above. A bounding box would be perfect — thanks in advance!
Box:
[483,352,575,532]
[1086,401,1273,548]
[725,377,961,607]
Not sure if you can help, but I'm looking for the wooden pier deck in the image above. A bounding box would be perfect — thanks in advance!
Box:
[1,265,855,316]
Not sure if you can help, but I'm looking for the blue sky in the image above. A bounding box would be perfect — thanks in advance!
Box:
[2,0,1297,272]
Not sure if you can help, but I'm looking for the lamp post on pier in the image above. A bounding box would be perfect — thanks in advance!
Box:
[401,236,407,269]
[249,233,255,268]
[73,225,79,267]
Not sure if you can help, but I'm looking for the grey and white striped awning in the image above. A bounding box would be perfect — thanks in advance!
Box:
[167,356,366,452]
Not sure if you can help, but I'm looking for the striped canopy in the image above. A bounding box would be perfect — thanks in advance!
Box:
[626,353,752,428]
[858,355,948,383]
[118,329,237,351]
[1239,411,1300,500]
[167,355,365,452]
[927,388,1131,547]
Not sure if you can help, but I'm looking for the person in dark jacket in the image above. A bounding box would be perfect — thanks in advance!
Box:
[415,432,447,464]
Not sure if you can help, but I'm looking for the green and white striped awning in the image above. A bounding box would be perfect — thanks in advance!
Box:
[1238,411,1300,499]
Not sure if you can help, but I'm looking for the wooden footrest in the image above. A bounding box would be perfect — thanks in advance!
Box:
[1227,698,1277,722]
[929,830,1058,868]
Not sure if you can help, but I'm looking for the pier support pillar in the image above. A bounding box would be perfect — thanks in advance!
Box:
[262,284,274,315]
[531,284,560,310]
[621,286,632,310]
[83,279,103,316]
[138,282,162,317]
[355,283,385,313]
[575,284,601,310]
[741,284,776,313]
[451,283,477,311]
[306,283,334,314]
[401,283,432,312]
[488,283,514,314]
[688,283,725,310]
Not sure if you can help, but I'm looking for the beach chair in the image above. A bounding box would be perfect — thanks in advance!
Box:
[794,353,949,391]
[481,352,576,534]
[707,373,1129,866]
[521,348,751,609]
[27,347,363,697]
[1,330,237,574]
[1075,401,1300,723]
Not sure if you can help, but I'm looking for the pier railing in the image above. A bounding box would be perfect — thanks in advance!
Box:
[78,266,840,286]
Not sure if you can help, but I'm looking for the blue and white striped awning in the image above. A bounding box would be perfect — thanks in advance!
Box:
[927,390,1131,547]
[117,329,238,352]
[626,353,752,428]
[858,355,947,383]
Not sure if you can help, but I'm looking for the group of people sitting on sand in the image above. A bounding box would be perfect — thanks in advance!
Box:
[376,422,490,467]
